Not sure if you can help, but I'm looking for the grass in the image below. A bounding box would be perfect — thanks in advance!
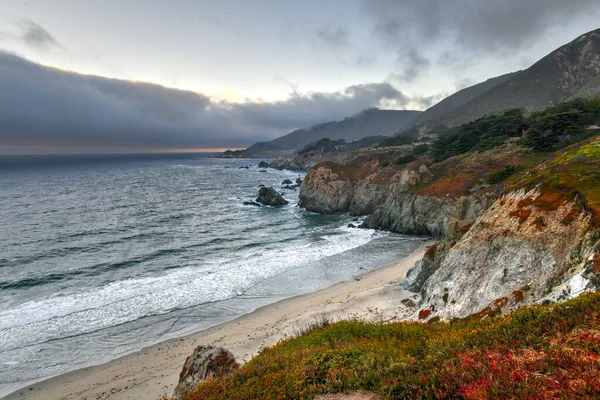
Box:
[185,292,600,400]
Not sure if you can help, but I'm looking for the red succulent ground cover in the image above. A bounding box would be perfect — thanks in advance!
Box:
[184,292,600,400]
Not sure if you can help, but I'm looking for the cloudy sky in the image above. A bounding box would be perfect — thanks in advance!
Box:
[0,0,599,154]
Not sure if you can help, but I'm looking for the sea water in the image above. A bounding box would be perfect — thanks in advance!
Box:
[0,154,424,396]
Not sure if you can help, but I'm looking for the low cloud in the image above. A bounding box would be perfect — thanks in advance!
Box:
[0,21,63,51]
[20,21,63,50]
[316,25,349,48]
[391,48,431,82]
[0,52,417,153]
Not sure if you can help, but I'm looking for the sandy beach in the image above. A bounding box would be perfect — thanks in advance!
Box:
[5,243,429,400]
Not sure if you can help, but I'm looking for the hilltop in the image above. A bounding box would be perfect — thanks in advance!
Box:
[437,28,600,126]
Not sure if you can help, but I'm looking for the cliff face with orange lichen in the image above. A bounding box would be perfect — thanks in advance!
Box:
[300,142,533,237]
[412,137,600,320]
[416,188,599,320]
[300,135,600,319]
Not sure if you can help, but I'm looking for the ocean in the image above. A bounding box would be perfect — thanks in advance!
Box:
[0,154,424,396]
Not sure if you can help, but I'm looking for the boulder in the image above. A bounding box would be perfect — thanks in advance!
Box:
[238,166,249,169]
[173,346,238,400]
[296,177,303,185]
[282,179,293,185]
[258,161,269,168]
[256,187,289,206]
[243,201,261,207]
[259,170,267,173]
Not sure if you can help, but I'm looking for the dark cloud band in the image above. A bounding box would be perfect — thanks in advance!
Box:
[0,52,417,152]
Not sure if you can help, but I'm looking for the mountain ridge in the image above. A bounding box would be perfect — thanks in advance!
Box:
[409,72,519,127]
[218,108,421,158]
[437,28,600,126]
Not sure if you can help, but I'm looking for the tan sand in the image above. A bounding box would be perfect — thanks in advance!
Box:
[5,243,429,400]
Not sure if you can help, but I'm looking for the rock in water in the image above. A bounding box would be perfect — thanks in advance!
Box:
[296,177,303,185]
[174,346,237,400]
[282,179,293,185]
[258,161,269,168]
[256,187,289,206]
[243,201,261,207]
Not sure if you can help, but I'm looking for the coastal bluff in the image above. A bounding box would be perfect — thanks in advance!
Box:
[299,135,600,320]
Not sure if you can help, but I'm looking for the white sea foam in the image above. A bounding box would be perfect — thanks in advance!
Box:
[0,224,383,352]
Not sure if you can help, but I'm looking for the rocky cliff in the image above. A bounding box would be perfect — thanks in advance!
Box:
[300,142,533,237]
[411,137,600,320]
[415,189,599,321]
[300,131,600,320]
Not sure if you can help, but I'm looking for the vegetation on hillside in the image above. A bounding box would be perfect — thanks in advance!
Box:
[519,98,600,152]
[186,292,600,400]
[298,136,388,157]
[431,108,526,162]
[378,126,419,147]
[508,135,600,228]
[431,98,600,162]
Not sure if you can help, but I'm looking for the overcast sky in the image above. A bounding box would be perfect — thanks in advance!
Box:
[0,0,599,154]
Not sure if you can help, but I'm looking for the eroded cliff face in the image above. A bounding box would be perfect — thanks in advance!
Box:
[414,188,600,320]
[299,145,522,237]
[300,137,600,320]
[299,161,492,237]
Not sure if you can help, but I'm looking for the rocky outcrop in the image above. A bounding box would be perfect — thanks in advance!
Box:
[257,187,289,206]
[298,163,356,214]
[174,346,238,400]
[300,135,600,321]
[269,157,305,171]
[258,161,269,168]
[361,191,495,238]
[412,188,600,321]
[405,136,600,320]
[299,155,498,237]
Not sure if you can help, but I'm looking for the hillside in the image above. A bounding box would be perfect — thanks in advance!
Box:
[182,292,600,400]
[409,72,518,127]
[168,97,600,400]
[269,109,420,149]
[571,74,600,100]
[219,108,421,158]
[438,28,600,126]
[300,98,600,316]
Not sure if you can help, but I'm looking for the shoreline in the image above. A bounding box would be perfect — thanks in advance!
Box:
[4,242,430,400]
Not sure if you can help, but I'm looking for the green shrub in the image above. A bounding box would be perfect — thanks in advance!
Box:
[395,154,416,166]
[432,108,525,162]
[413,144,429,155]
[488,165,518,184]
[519,98,600,152]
